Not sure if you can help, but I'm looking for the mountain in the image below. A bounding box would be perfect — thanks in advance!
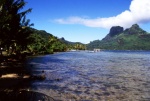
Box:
[59,37,83,45]
[59,37,86,50]
[87,24,150,50]
[27,28,67,54]
[28,28,86,54]
[102,26,124,40]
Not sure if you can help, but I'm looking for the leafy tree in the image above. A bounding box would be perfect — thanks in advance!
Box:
[0,0,33,53]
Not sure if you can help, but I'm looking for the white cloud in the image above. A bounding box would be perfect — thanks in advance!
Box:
[54,0,150,29]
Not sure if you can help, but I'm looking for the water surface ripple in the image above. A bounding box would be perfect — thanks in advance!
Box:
[26,51,150,101]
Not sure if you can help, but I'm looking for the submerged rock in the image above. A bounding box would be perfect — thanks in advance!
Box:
[0,90,55,101]
[30,74,46,80]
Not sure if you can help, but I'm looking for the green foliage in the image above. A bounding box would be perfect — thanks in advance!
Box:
[27,28,67,54]
[0,0,86,55]
[28,28,86,54]
[86,40,101,50]
[0,0,33,52]
[60,38,86,50]
[87,24,150,50]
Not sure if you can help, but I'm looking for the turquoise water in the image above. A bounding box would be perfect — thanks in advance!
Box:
[26,51,150,100]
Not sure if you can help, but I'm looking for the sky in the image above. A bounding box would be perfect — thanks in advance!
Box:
[24,0,150,44]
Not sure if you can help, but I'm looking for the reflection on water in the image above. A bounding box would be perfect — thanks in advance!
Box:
[26,51,150,100]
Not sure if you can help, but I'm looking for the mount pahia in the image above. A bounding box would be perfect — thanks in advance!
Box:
[87,24,150,50]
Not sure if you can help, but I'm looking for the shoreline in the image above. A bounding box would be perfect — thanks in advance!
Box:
[0,54,51,100]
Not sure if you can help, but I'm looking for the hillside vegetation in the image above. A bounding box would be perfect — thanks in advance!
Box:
[28,28,86,54]
[87,24,150,50]
[0,0,86,56]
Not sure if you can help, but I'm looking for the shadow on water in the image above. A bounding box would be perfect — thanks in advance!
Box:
[0,90,55,101]
[0,54,59,101]
[25,54,67,74]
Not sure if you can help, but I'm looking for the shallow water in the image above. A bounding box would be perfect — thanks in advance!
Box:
[26,51,150,101]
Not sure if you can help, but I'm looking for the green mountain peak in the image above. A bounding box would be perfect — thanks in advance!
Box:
[124,24,146,35]
[87,24,150,50]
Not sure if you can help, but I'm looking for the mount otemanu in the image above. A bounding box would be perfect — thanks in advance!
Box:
[87,24,150,50]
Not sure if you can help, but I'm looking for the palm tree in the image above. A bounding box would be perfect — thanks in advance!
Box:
[0,0,33,53]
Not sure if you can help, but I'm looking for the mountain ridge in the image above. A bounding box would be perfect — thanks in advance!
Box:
[28,28,86,54]
[87,24,150,50]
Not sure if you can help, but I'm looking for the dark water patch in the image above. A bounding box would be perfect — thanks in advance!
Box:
[141,98,150,101]
[121,86,128,91]
[103,83,113,88]
[84,89,90,95]
[101,87,107,91]
[103,92,111,96]
[0,90,55,101]
[74,90,83,95]
[110,91,115,95]
[142,82,150,88]
[94,92,102,96]
[113,85,121,89]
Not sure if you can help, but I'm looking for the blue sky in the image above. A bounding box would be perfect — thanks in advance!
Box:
[24,0,150,43]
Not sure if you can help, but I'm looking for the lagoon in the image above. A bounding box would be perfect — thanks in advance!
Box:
[26,51,150,100]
